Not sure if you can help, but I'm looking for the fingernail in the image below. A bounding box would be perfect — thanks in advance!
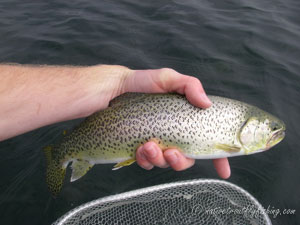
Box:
[144,145,157,159]
[200,93,212,106]
[165,151,178,165]
[143,165,154,170]
[138,147,147,160]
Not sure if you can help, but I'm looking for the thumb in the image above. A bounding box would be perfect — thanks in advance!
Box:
[124,68,212,108]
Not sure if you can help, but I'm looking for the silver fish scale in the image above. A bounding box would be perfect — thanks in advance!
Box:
[57,93,254,161]
[110,94,250,157]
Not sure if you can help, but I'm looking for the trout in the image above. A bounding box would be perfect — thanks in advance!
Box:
[44,93,285,196]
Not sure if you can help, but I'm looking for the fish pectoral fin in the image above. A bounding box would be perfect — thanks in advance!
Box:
[70,160,94,182]
[215,143,241,152]
[112,158,136,170]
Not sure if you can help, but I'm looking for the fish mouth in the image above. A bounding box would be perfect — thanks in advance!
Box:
[266,129,285,149]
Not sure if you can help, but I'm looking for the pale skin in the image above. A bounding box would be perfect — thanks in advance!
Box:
[0,64,230,178]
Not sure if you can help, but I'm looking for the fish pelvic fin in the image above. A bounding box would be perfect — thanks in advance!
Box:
[44,146,66,197]
[112,158,136,170]
[70,159,94,182]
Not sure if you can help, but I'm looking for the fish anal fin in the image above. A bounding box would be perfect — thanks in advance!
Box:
[71,160,94,182]
[46,163,66,197]
[113,158,136,170]
[215,143,241,152]
[43,145,66,197]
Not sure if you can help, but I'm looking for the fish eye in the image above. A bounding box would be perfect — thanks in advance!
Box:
[270,122,279,131]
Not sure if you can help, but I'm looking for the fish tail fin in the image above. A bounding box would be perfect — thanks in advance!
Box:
[44,146,66,197]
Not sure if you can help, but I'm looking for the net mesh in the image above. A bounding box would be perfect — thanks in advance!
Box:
[53,179,271,225]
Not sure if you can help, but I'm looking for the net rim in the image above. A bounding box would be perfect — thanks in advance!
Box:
[53,179,271,225]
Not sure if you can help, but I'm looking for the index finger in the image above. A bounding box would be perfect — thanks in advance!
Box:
[213,158,231,179]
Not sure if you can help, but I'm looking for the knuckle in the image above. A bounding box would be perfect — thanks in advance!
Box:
[172,160,194,171]
[144,165,154,170]
[160,68,176,74]
[189,76,201,85]
[137,160,153,170]
[155,161,168,168]
[160,164,169,169]
[158,68,179,81]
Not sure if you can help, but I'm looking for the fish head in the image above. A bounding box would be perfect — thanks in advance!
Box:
[239,112,285,153]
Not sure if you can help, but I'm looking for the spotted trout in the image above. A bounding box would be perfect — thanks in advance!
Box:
[44,93,285,196]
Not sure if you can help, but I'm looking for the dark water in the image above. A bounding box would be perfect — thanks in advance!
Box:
[0,0,300,224]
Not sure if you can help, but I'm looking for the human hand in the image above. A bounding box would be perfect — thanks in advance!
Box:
[121,68,231,179]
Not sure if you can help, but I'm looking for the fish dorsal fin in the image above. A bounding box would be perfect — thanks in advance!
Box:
[109,93,136,107]
[109,93,148,107]
[70,160,94,182]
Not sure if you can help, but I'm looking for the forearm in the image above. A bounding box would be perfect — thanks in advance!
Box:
[0,64,131,141]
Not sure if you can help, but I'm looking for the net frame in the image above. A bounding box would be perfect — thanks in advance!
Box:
[53,179,272,225]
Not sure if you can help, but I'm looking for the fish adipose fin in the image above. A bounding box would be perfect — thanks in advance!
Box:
[112,158,136,170]
[215,143,241,152]
[71,160,94,182]
[44,146,66,197]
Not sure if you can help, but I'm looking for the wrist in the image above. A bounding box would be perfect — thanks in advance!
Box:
[78,65,133,116]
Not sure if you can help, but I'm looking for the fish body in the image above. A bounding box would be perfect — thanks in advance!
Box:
[45,93,285,196]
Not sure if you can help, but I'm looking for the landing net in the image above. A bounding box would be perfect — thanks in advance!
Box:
[53,179,271,225]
